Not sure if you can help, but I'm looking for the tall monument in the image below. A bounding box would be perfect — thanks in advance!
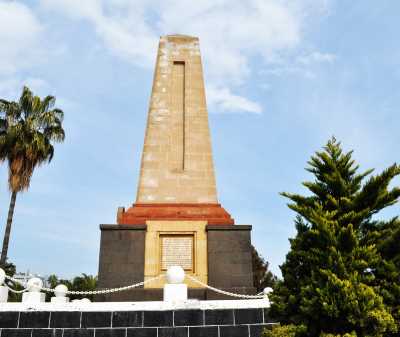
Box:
[97,35,255,301]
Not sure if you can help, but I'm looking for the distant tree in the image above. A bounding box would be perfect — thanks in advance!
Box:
[251,245,278,292]
[270,138,400,336]
[2,260,24,302]
[70,273,97,301]
[0,86,65,266]
[46,273,97,301]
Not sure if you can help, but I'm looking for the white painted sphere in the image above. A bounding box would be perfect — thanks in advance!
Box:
[263,287,273,296]
[54,284,68,297]
[0,268,5,285]
[166,266,185,284]
[27,277,43,292]
[80,298,91,304]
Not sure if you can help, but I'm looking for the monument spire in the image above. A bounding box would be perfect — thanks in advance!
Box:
[118,35,233,225]
[137,35,217,203]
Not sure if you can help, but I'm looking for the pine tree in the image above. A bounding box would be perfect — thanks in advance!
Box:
[362,218,400,335]
[252,245,278,292]
[270,138,400,336]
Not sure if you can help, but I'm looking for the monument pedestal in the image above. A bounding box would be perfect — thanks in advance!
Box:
[97,223,255,301]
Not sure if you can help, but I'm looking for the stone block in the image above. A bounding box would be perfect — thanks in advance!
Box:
[143,311,173,327]
[63,330,94,337]
[95,329,126,337]
[50,312,81,328]
[0,312,19,328]
[173,310,203,326]
[163,284,188,302]
[81,312,111,328]
[189,326,218,337]
[19,312,49,328]
[1,329,32,337]
[207,225,255,292]
[234,309,263,324]
[219,325,249,337]
[112,311,142,328]
[204,310,234,326]
[158,327,188,337]
[127,328,157,337]
[31,330,54,337]
[22,292,45,304]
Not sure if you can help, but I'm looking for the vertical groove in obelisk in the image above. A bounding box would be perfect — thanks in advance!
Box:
[170,61,185,172]
[136,35,218,204]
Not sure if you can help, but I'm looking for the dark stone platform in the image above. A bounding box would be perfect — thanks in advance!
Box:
[0,308,276,337]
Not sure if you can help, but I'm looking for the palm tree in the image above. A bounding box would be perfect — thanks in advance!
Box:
[0,86,65,266]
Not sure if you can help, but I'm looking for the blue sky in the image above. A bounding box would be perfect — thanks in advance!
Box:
[0,0,399,278]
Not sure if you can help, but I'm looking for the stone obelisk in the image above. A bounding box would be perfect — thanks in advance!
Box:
[97,35,255,301]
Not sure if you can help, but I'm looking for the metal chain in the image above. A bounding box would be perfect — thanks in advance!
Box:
[5,274,164,296]
[4,273,266,299]
[186,275,265,299]
[4,278,28,294]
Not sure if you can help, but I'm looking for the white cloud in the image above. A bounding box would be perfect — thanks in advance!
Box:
[0,1,44,75]
[297,52,336,65]
[207,85,262,114]
[40,0,331,114]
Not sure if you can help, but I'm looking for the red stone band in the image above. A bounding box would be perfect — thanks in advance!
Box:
[117,203,235,225]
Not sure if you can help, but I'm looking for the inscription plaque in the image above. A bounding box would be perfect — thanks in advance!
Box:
[161,235,193,270]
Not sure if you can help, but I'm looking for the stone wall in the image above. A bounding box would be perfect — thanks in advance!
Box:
[0,308,275,337]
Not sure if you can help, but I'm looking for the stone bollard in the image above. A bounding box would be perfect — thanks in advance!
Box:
[22,278,45,303]
[263,287,273,305]
[163,266,187,302]
[51,284,70,303]
[263,287,273,297]
[0,268,8,303]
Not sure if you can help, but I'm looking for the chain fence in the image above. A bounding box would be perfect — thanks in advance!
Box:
[3,272,267,300]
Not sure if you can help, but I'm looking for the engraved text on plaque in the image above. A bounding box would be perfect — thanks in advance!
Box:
[161,235,193,271]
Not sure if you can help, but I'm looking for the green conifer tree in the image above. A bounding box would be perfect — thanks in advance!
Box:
[362,217,400,335]
[270,138,400,336]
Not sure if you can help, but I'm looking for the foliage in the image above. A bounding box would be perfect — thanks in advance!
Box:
[46,273,98,301]
[262,324,306,337]
[3,259,16,276]
[362,218,400,335]
[0,86,65,192]
[2,259,24,302]
[252,245,278,292]
[320,333,357,337]
[270,138,400,336]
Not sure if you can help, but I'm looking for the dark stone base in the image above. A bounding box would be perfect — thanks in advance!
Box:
[207,225,255,290]
[0,308,276,337]
[97,225,146,296]
[97,224,256,301]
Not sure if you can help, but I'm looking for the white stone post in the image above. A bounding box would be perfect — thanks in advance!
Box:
[22,278,45,303]
[163,266,187,302]
[51,284,70,303]
[0,268,8,303]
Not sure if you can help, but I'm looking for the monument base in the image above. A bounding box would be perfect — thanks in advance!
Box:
[97,224,255,301]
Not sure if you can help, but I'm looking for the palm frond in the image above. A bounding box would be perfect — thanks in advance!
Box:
[1,86,66,192]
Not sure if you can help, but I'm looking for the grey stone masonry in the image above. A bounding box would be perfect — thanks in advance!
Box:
[96,224,146,301]
[207,225,256,299]
[0,308,276,337]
